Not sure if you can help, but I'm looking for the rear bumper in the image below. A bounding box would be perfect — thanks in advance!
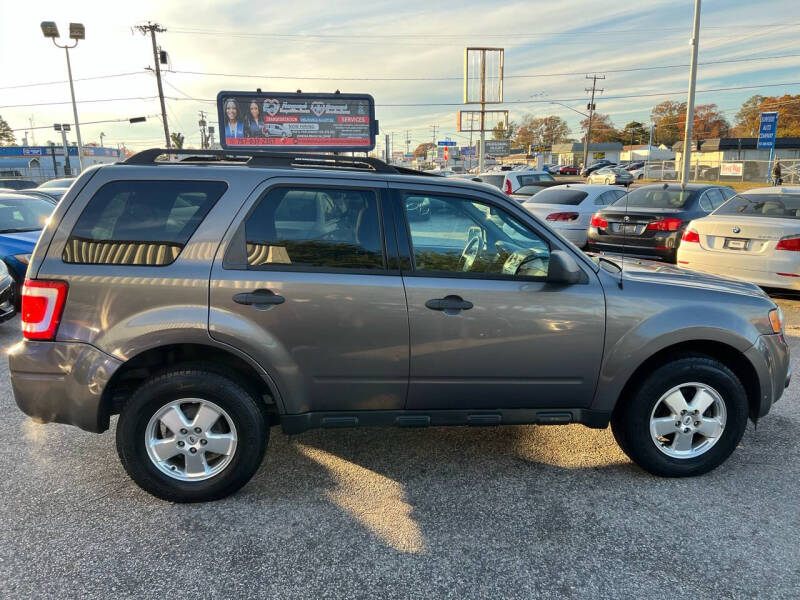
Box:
[746,333,791,419]
[9,340,123,433]
[587,228,681,262]
[676,250,800,291]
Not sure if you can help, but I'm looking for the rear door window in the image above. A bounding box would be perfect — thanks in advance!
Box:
[244,186,384,270]
[63,180,227,266]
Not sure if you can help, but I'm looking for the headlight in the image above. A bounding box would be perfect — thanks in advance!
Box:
[769,307,785,334]
[13,254,31,265]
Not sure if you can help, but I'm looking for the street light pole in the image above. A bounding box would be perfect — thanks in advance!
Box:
[41,22,86,172]
[680,0,702,190]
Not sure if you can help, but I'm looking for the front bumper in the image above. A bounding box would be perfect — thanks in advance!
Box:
[0,274,15,322]
[745,333,791,419]
[9,340,123,433]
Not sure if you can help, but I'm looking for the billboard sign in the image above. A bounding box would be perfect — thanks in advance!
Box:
[457,110,508,133]
[481,139,510,156]
[757,111,779,150]
[217,91,377,152]
[437,140,457,147]
[460,146,475,156]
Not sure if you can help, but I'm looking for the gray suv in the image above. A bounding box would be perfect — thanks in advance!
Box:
[10,149,791,502]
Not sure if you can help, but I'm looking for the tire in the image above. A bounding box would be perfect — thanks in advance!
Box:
[116,367,268,502]
[605,178,611,185]
[611,355,748,477]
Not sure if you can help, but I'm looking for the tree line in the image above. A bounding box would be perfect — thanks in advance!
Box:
[479,93,800,152]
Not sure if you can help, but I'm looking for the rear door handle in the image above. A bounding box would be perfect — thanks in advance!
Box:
[233,289,285,308]
[425,295,473,312]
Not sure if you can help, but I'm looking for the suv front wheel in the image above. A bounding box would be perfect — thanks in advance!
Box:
[116,367,268,502]
[611,355,749,477]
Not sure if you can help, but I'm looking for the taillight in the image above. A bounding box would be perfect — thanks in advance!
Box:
[504,179,512,194]
[21,280,68,340]
[590,214,608,228]
[646,217,683,232]
[776,236,800,251]
[681,229,700,243]
[546,212,579,222]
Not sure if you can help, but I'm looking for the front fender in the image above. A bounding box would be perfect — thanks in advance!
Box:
[592,303,760,413]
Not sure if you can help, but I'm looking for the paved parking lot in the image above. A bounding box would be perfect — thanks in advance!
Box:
[1,304,799,599]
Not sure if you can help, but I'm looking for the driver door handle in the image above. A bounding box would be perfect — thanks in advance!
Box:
[425,295,473,312]
[233,289,285,308]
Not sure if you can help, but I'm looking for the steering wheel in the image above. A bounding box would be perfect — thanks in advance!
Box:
[458,235,482,272]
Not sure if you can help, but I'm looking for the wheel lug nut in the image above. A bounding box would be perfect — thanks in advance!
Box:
[177,441,184,447]
[189,447,197,454]
[675,422,681,427]
[180,428,188,435]
[683,427,690,433]
[194,427,202,434]
[680,410,687,415]
[694,421,700,426]
[200,439,207,446]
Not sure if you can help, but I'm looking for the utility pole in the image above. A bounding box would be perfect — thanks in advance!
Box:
[135,22,171,149]
[28,117,37,146]
[430,124,439,145]
[582,74,605,171]
[680,0,702,190]
[405,130,411,156]
[198,110,208,149]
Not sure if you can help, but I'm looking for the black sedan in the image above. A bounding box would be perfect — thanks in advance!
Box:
[586,183,735,263]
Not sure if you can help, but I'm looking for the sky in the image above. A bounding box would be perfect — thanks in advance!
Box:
[1,0,800,155]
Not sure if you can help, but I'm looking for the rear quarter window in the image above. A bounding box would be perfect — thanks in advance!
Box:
[63,180,227,266]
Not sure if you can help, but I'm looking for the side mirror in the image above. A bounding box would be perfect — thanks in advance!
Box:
[546,249,586,284]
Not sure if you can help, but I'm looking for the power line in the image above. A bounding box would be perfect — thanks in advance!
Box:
[9,114,160,132]
[2,52,797,92]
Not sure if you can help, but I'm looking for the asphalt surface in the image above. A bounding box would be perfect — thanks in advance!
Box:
[1,307,799,599]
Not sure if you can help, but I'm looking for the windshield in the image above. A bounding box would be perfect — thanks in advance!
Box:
[0,197,53,232]
[524,188,589,205]
[612,187,695,208]
[713,193,800,219]
[512,185,548,197]
[38,178,73,189]
[477,175,505,188]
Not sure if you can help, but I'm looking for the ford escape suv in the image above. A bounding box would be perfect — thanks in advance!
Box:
[10,149,791,503]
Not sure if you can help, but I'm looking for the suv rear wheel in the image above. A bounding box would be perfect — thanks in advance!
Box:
[611,356,748,477]
[116,367,268,502]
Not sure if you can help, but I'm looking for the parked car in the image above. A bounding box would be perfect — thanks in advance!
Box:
[10,148,789,502]
[0,193,55,307]
[630,164,679,180]
[580,161,614,177]
[587,167,634,187]
[0,179,38,191]
[471,172,506,189]
[34,177,74,201]
[510,180,584,203]
[557,165,580,175]
[501,170,556,194]
[587,183,736,262]
[521,184,627,247]
[625,161,645,171]
[13,190,58,204]
[677,186,800,290]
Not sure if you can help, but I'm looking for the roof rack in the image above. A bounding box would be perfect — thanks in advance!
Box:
[122,148,441,177]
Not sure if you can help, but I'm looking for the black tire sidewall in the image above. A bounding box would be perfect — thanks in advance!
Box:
[116,370,268,502]
[618,357,748,477]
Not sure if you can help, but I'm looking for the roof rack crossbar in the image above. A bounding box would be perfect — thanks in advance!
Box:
[123,148,399,173]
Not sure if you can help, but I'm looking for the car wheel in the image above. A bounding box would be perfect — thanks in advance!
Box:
[605,178,611,185]
[611,355,748,477]
[116,366,268,502]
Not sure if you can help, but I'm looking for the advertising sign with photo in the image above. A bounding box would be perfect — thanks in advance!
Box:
[217,91,376,151]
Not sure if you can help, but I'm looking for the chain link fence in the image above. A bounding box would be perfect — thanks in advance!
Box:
[639,159,800,185]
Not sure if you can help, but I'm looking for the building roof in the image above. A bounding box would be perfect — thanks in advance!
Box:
[551,142,623,152]
[672,137,800,152]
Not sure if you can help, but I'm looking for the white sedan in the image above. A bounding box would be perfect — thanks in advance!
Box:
[518,184,627,248]
[677,186,800,290]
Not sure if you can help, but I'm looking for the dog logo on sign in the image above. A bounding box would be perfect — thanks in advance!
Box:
[263,99,280,116]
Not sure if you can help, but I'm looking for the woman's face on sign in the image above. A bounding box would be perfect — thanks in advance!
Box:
[250,102,259,119]
[226,102,238,120]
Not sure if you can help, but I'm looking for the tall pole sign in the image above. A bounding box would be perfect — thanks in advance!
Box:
[464,48,504,173]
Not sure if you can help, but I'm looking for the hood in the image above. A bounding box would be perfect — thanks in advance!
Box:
[612,257,767,298]
[0,229,41,255]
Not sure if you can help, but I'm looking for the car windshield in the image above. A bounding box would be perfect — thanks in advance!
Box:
[512,185,548,197]
[476,175,505,188]
[612,187,695,208]
[713,193,800,219]
[524,188,589,205]
[38,178,73,189]
[0,196,53,232]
